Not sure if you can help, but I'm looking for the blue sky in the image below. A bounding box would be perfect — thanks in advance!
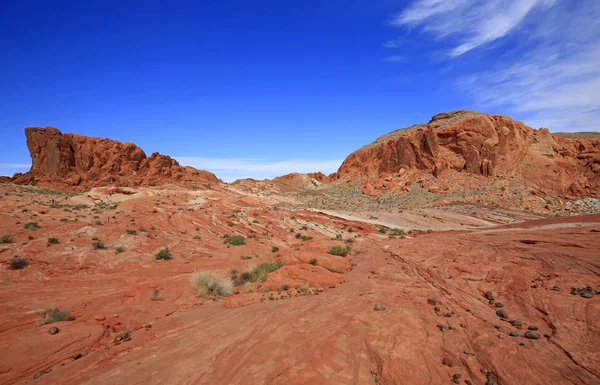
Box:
[1,0,598,181]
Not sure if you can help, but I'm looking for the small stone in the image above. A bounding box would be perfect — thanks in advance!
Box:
[581,291,593,298]
[484,291,494,301]
[465,381,473,385]
[444,313,452,317]
[509,331,519,337]
[496,309,508,319]
[374,304,386,311]
[510,320,522,329]
[434,306,441,312]
[48,326,59,335]
[442,357,453,367]
[427,298,437,305]
[73,353,83,360]
[463,350,475,356]
[528,325,538,331]
[525,331,541,339]
[452,374,461,384]
[112,314,119,318]
[494,302,503,308]
[551,285,560,291]
[94,315,106,321]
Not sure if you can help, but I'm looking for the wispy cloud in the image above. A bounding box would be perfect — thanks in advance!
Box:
[0,163,30,169]
[392,0,556,56]
[391,0,600,131]
[175,157,343,183]
[384,55,403,63]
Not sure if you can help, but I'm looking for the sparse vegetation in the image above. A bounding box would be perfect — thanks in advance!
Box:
[192,271,233,297]
[223,234,246,246]
[301,235,313,242]
[378,227,387,234]
[297,283,310,294]
[9,257,29,270]
[156,248,172,260]
[272,246,279,253]
[1,235,11,244]
[194,235,201,240]
[38,307,74,325]
[126,229,137,235]
[47,237,60,245]
[115,245,125,253]
[328,245,350,257]
[150,288,163,301]
[280,283,290,291]
[309,258,318,265]
[24,222,39,231]
[92,240,105,250]
[234,260,283,285]
[335,234,343,241]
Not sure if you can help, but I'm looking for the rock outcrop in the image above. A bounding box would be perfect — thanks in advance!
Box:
[334,111,600,198]
[9,127,219,192]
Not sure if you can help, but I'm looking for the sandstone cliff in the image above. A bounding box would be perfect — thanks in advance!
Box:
[334,111,600,198]
[8,127,219,192]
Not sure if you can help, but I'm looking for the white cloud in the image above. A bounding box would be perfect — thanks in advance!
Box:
[391,0,600,132]
[175,157,343,183]
[0,163,30,169]
[384,55,403,62]
[458,1,600,131]
[392,0,556,56]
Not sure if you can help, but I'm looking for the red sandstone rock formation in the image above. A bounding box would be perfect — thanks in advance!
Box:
[334,111,600,198]
[8,127,219,192]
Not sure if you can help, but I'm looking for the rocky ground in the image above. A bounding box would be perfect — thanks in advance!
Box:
[1,184,599,385]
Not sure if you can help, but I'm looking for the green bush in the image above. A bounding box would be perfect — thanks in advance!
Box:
[156,248,172,260]
[223,235,246,246]
[0,235,11,244]
[126,229,137,235]
[92,240,105,250]
[271,246,279,253]
[309,258,318,265]
[38,307,74,325]
[192,271,233,297]
[378,227,387,234]
[301,235,313,242]
[24,222,39,231]
[9,257,29,270]
[251,261,282,282]
[328,245,350,257]
[47,237,60,245]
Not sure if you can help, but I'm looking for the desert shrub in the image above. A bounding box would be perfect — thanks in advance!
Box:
[92,240,105,250]
[192,271,233,297]
[328,245,350,257]
[139,226,146,232]
[301,235,313,242]
[309,258,318,265]
[24,222,39,231]
[150,288,163,301]
[0,235,11,244]
[193,235,201,240]
[38,307,73,325]
[95,221,102,225]
[223,235,246,246]
[115,245,125,253]
[280,283,290,291]
[271,246,279,253]
[126,229,137,235]
[156,248,172,260]
[9,257,29,270]
[378,227,387,234]
[251,261,282,282]
[47,237,60,245]
[28,235,34,240]
[335,234,343,241]
[347,228,354,233]
[243,281,254,293]
[300,225,308,231]
[295,233,302,239]
[297,283,310,294]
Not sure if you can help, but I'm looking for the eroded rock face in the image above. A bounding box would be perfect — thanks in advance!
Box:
[10,127,219,191]
[334,111,600,198]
